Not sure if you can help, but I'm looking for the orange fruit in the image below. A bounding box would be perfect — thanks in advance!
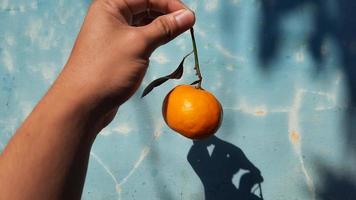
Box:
[162,85,223,139]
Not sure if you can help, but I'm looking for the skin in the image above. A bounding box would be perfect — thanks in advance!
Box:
[0,0,195,199]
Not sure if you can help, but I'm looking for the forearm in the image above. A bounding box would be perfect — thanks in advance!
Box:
[0,74,103,200]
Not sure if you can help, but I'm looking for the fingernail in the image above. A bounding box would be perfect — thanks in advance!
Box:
[174,9,195,29]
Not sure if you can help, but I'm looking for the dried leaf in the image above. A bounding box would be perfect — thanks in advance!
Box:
[141,51,193,98]
[141,77,170,98]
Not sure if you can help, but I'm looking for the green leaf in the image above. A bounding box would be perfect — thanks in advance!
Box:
[141,51,193,98]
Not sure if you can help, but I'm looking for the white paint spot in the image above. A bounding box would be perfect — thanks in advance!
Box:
[224,99,268,116]
[215,44,246,63]
[42,27,57,49]
[194,27,207,38]
[20,101,33,118]
[112,123,132,136]
[100,123,132,137]
[119,147,151,187]
[288,89,303,144]
[9,6,16,15]
[30,1,38,9]
[188,0,198,11]
[214,79,223,89]
[99,128,112,136]
[0,2,38,12]
[230,0,241,5]
[26,19,42,42]
[226,64,235,71]
[151,52,169,64]
[103,120,164,199]
[0,0,9,10]
[299,157,316,200]
[307,90,335,101]
[204,0,219,11]
[0,140,4,150]
[304,73,341,111]
[58,9,72,24]
[270,108,290,113]
[31,63,57,83]
[0,118,18,137]
[176,38,187,51]
[153,120,164,139]
[5,35,15,46]
[135,147,150,168]
[25,19,57,49]
[141,80,148,87]
[90,151,120,199]
[295,50,305,63]
[41,66,56,82]
[2,49,14,72]
[210,24,217,29]
[215,44,235,58]
[19,5,25,12]
[61,43,73,65]
[314,105,337,111]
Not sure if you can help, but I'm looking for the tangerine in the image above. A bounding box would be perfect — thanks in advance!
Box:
[162,85,223,139]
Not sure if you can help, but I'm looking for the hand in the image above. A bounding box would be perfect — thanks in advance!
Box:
[56,0,195,117]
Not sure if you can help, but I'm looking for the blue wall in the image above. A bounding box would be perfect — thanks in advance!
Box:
[1,0,356,199]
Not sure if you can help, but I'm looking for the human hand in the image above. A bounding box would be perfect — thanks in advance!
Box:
[56,0,195,117]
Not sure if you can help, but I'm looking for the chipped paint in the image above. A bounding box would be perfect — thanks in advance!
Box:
[90,151,121,200]
[2,49,14,72]
[224,100,268,117]
[91,120,164,200]
[295,50,305,63]
[151,52,170,64]
[215,43,246,63]
[255,109,267,116]
[204,0,219,11]
[288,89,316,200]
[290,131,300,144]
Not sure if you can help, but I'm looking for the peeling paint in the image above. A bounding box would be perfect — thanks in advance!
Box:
[288,89,316,200]
[290,131,300,144]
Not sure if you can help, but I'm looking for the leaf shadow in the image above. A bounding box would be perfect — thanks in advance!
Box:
[258,0,356,198]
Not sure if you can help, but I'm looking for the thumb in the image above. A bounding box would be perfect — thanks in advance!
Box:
[143,9,195,50]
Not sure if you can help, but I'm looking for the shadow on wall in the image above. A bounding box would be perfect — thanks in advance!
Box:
[315,162,356,200]
[187,135,264,200]
[259,0,356,199]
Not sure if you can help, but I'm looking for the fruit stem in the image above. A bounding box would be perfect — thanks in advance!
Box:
[190,28,203,89]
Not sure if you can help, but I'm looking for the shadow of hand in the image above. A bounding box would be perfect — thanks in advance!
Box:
[187,135,264,200]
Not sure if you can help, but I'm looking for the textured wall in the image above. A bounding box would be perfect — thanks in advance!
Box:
[1,0,356,199]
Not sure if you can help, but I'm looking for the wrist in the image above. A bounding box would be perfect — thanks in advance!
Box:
[53,64,121,114]
[40,70,118,138]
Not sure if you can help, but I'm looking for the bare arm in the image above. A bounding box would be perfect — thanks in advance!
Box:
[0,0,195,199]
